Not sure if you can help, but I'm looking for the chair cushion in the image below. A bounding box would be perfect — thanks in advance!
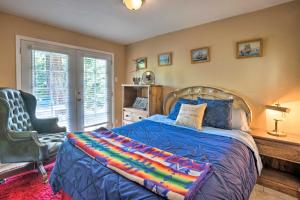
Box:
[0,89,33,131]
[38,132,66,158]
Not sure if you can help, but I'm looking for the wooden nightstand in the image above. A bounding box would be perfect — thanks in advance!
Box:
[251,129,300,198]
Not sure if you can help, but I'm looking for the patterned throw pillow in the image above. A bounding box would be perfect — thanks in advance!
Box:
[175,103,207,130]
[168,98,198,120]
[197,98,233,130]
[132,97,148,110]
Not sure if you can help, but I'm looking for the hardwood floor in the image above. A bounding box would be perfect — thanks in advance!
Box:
[0,163,29,174]
[0,163,32,180]
[250,184,297,200]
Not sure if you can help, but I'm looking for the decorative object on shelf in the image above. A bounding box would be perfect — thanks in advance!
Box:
[265,103,290,137]
[132,59,141,85]
[158,52,172,66]
[132,97,148,110]
[191,47,210,64]
[142,71,155,85]
[132,77,141,85]
[236,38,263,58]
[136,57,147,70]
[123,0,145,11]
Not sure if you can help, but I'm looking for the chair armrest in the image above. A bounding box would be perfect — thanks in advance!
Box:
[5,130,50,162]
[7,130,38,142]
[33,118,66,133]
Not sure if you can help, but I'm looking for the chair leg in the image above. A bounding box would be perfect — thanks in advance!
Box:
[37,161,48,184]
[0,179,5,184]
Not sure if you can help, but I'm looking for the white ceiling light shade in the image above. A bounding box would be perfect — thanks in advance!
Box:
[123,0,144,11]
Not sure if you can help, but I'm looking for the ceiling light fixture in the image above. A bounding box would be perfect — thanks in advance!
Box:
[123,0,145,11]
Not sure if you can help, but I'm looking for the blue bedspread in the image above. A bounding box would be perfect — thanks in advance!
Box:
[50,119,258,200]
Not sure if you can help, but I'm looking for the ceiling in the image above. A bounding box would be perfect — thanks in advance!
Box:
[0,0,293,44]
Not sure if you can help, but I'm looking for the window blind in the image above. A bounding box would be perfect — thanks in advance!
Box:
[31,49,74,130]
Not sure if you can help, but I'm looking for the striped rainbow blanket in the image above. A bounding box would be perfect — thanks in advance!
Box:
[67,128,212,200]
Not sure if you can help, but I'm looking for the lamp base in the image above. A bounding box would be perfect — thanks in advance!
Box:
[267,131,287,137]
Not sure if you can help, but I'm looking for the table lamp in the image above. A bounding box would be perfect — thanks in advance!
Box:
[265,103,290,137]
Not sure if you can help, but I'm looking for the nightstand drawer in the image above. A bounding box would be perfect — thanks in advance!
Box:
[255,138,300,164]
[123,110,148,122]
[122,120,134,125]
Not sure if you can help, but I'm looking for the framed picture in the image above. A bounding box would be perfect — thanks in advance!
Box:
[191,47,210,64]
[236,38,263,58]
[158,52,172,66]
[136,57,147,70]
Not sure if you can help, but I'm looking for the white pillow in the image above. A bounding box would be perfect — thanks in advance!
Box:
[231,108,250,132]
[175,103,207,130]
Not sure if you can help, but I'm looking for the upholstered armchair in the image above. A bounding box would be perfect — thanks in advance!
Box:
[0,88,66,182]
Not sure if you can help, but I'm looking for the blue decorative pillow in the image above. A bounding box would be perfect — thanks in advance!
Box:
[168,98,198,120]
[197,98,233,129]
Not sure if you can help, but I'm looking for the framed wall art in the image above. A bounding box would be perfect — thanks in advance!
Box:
[236,38,263,58]
[191,47,210,64]
[158,52,172,66]
[136,57,147,70]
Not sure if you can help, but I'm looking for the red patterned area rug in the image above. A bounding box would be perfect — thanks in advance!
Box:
[0,163,61,200]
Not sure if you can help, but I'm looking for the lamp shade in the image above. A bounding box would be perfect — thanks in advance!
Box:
[123,0,144,11]
[265,104,290,113]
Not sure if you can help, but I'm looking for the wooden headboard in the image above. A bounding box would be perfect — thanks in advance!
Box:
[163,86,252,124]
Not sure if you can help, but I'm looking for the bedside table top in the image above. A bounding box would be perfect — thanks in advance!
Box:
[250,129,300,146]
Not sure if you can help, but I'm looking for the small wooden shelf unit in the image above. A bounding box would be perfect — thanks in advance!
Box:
[121,84,163,125]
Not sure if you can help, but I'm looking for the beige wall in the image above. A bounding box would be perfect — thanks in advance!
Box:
[126,1,300,134]
[1,2,300,133]
[0,12,126,127]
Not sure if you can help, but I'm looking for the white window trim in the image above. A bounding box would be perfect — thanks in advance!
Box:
[15,35,116,127]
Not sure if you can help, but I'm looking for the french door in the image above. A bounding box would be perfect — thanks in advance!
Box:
[20,39,113,131]
[77,51,113,131]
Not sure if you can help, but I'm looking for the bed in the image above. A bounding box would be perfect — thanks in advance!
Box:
[50,86,262,200]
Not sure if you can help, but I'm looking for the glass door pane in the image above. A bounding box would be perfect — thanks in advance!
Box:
[32,50,70,128]
[82,57,111,131]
